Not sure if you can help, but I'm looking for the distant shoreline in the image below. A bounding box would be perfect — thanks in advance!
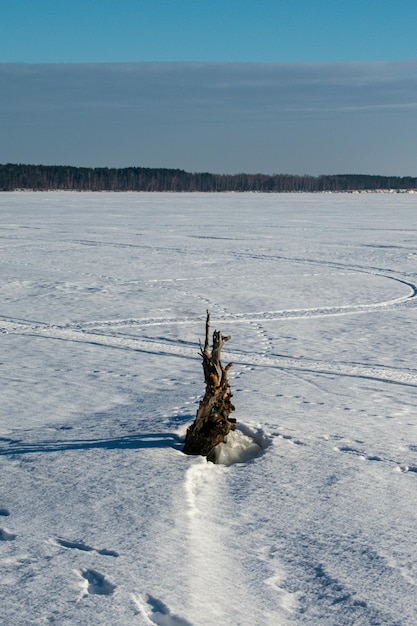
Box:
[5,189,417,195]
[1,164,416,193]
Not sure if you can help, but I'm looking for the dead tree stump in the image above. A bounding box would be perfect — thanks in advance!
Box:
[183,311,236,456]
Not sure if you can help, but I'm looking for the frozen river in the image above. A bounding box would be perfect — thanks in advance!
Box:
[1,191,417,625]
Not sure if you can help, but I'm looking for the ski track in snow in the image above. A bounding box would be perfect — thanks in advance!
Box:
[183,460,236,620]
[180,458,293,624]
[1,268,416,389]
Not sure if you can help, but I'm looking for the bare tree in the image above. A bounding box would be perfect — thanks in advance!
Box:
[183,311,236,456]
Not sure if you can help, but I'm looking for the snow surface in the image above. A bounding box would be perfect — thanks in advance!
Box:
[1,191,417,625]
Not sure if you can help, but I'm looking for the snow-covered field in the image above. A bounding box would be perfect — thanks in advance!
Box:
[1,191,417,625]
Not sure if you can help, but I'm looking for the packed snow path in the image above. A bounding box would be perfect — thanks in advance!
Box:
[1,192,417,625]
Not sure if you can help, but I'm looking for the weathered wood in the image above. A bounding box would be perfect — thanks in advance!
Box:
[183,311,236,456]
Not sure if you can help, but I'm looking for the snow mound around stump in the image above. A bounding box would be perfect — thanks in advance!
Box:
[209,424,268,465]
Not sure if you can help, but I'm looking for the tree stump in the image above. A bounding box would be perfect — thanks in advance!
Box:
[183,311,236,456]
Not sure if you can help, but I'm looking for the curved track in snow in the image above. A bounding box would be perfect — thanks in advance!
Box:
[1,271,417,388]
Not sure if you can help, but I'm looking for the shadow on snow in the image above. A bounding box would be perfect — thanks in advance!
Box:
[0,432,184,456]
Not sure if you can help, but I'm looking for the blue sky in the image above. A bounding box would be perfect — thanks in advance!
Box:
[2,0,417,63]
[1,1,417,175]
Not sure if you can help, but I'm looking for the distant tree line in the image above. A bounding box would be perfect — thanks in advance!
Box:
[1,163,416,193]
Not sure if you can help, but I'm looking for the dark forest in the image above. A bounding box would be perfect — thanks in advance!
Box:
[1,164,416,192]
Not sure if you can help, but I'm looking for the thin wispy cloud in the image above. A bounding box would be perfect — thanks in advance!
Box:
[1,62,416,175]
